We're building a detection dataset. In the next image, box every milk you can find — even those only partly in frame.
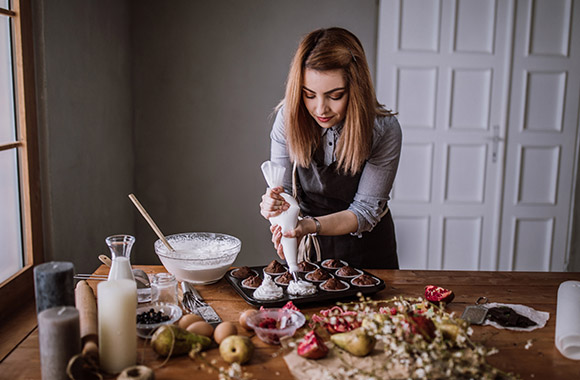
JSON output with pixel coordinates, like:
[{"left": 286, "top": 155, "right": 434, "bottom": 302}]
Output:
[{"left": 108, "top": 256, "right": 135, "bottom": 281}]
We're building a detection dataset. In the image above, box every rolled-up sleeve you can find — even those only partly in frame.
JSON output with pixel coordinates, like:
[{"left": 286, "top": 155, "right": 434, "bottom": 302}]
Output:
[
  {"left": 348, "top": 115, "right": 402, "bottom": 236},
  {"left": 269, "top": 108, "right": 294, "bottom": 194}
]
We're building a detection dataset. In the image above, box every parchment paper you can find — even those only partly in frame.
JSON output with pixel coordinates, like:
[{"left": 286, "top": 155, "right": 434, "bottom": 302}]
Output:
[
  {"left": 482, "top": 302, "right": 549, "bottom": 332},
  {"left": 283, "top": 343, "right": 408, "bottom": 380}
]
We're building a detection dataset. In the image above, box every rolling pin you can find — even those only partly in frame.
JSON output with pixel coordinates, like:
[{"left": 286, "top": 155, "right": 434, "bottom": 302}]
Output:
[{"left": 75, "top": 280, "right": 99, "bottom": 360}]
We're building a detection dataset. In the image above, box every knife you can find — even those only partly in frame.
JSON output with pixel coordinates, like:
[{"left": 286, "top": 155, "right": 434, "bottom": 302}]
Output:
[{"left": 181, "top": 281, "right": 222, "bottom": 327}]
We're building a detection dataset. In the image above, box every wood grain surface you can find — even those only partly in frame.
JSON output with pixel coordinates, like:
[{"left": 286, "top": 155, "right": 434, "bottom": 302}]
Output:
[{"left": 1, "top": 266, "right": 579, "bottom": 379}]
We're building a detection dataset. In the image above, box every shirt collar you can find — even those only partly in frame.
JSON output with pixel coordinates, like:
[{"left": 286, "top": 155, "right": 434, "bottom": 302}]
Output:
[{"left": 320, "top": 121, "right": 344, "bottom": 136}]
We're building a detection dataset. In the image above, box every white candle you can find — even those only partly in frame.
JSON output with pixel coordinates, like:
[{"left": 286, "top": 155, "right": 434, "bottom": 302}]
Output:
[{"left": 97, "top": 279, "right": 137, "bottom": 374}]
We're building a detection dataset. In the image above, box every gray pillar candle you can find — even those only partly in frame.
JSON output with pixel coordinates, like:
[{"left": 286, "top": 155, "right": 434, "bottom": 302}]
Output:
[
  {"left": 38, "top": 306, "right": 81, "bottom": 380},
  {"left": 34, "top": 261, "right": 75, "bottom": 314}
]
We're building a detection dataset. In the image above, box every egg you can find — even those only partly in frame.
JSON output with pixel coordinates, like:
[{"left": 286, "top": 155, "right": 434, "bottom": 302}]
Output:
[
  {"left": 213, "top": 321, "right": 237, "bottom": 344},
  {"left": 239, "top": 309, "right": 257, "bottom": 331},
  {"left": 178, "top": 313, "right": 204, "bottom": 330},
  {"left": 186, "top": 321, "right": 214, "bottom": 338}
]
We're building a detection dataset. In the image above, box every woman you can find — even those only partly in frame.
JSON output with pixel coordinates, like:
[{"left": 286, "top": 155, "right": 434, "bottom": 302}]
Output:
[{"left": 260, "top": 27, "right": 401, "bottom": 269}]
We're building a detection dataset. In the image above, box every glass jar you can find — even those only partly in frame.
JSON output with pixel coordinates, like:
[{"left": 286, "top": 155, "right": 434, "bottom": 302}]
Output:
[{"left": 151, "top": 273, "right": 178, "bottom": 305}]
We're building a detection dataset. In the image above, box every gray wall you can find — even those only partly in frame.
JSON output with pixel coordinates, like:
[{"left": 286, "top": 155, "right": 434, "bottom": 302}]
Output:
[
  {"left": 35, "top": 0, "right": 379, "bottom": 273},
  {"left": 35, "top": 0, "right": 134, "bottom": 274},
  {"left": 131, "top": 0, "right": 379, "bottom": 267}
]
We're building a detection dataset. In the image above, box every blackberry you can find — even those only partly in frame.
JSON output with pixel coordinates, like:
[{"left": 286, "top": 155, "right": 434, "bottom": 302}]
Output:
[{"left": 137, "top": 308, "right": 171, "bottom": 324}]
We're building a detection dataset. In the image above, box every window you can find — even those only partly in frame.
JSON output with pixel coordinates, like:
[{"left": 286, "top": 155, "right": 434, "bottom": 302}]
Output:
[{"left": 0, "top": 0, "right": 43, "bottom": 325}]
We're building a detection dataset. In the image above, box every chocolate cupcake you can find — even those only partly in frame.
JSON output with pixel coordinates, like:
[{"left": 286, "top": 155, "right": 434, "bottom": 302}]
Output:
[
  {"left": 241, "top": 275, "right": 262, "bottom": 289},
  {"left": 297, "top": 261, "right": 317, "bottom": 272},
  {"left": 305, "top": 268, "right": 333, "bottom": 282},
  {"left": 335, "top": 265, "right": 362, "bottom": 278},
  {"left": 263, "top": 260, "right": 286, "bottom": 275},
  {"left": 231, "top": 266, "right": 257, "bottom": 279},
  {"left": 320, "top": 278, "right": 349, "bottom": 292},
  {"left": 274, "top": 271, "right": 293, "bottom": 286},
  {"left": 351, "top": 274, "right": 379, "bottom": 287},
  {"left": 321, "top": 259, "right": 347, "bottom": 269}
]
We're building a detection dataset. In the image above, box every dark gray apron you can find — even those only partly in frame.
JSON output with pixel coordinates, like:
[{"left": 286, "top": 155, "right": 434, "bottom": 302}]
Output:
[{"left": 296, "top": 146, "right": 399, "bottom": 269}]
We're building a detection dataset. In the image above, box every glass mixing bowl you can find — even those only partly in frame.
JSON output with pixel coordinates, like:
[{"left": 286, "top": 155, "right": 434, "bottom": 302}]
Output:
[{"left": 154, "top": 232, "right": 241, "bottom": 284}]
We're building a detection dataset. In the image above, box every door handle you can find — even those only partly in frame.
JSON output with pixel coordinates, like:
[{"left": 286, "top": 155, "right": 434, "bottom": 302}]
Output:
[{"left": 488, "top": 125, "right": 504, "bottom": 163}]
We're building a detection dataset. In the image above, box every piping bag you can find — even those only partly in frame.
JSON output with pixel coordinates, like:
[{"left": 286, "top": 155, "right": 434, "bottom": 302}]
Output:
[{"left": 261, "top": 161, "right": 301, "bottom": 279}]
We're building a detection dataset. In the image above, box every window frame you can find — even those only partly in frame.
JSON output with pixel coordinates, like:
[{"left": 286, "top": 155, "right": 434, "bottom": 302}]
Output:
[{"left": 0, "top": 0, "right": 43, "bottom": 326}]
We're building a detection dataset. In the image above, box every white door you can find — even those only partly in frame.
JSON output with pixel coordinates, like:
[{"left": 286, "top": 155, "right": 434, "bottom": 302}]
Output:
[
  {"left": 376, "top": 0, "right": 580, "bottom": 271},
  {"left": 498, "top": 0, "right": 580, "bottom": 271}
]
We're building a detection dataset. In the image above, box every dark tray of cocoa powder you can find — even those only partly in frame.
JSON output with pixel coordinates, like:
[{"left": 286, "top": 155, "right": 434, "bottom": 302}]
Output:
[{"left": 225, "top": 261, "right": 385, "bottom": 307}]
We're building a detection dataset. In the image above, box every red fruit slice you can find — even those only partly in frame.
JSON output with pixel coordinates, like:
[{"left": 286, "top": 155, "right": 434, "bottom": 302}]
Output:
[
  {"left": 297, "top": 330, "right": 329, "bottom": 359},
  {"left": 258, "top": 317, "right": 277, "bottom": 329},
  {"left": 425, "top": 285, "right": 455, "bottom": 304},
  {"left": 404, "top": 315, "right": 436, "bottom": 342},
  {"left": 282, "top": 301, "right": 300, "bottom": 312}
]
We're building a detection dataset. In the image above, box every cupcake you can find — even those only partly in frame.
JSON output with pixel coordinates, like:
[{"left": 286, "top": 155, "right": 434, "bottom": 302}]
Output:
[
  {"left": 351, "top": 274, "right": 379, "bottom": 287},
  {"left": 297, "top": 261, "right": 317, "bottom": 272},
  {"left": 321, "top": 259, "right": 347, "bottom": 269},
  {"left": 274, "top": 271, "right": 293, "bottom": 286},
  {"left": 231, "top": 266, "right": 257, "bottom": 279},
  {"left": 263, "top": 260, "right": 286, "bottom": 275},
  {"left": 253, "top": 275, "right": 284, "bottom": 301},
  {"left": 320, "top": 278, "right": 349, "bottom": 291},
  {"left": 305, "top": 268, "right": 333, "bottom": 282},
  {"left": 241, "top": 275, "right": 262, "bottom": 289},
  {"left": 335, "top": 265, "right": 362, "bottom": 278}
]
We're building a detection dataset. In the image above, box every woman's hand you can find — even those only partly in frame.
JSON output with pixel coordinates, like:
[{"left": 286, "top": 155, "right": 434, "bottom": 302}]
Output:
[
  {"left": 260, "top": 186, "right": 289, "bottom": 219},
  {"left": 270, "top": 219, "right": 316, "bottom": 259}
]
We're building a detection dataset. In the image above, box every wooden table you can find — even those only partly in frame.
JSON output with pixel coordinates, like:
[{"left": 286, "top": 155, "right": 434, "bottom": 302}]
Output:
[{"left": 1, "top": 266, "right": 580, "bottom": 379}]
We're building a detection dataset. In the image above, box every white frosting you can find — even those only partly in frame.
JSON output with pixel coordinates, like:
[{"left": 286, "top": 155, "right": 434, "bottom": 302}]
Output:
[
  {"left": 287, "top": 280, "right": 317, "bottom": 296},
  {"left": 253, "top": 275, "right": 284, "bottom": 300}
]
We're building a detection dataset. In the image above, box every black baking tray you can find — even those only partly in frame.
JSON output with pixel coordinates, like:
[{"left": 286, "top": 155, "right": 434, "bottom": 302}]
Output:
[{"left": 225, "top": 262, "right": 385, "bottom": 308}]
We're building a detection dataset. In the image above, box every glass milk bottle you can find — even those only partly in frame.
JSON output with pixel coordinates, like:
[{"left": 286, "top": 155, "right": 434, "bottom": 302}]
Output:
[{"left": 106, "top": 234, "right": 135, "bottom": 281}]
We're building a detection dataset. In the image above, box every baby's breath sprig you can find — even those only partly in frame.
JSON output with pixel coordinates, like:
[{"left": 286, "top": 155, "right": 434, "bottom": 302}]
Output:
[
  {"left": 188, "top": 351, "right": 253, "bottom": 380},
  {"left": 303, "top": 296, "right": 520, "bottom": 379}
]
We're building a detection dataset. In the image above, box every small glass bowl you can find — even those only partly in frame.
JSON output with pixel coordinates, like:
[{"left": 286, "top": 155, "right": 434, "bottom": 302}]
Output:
[
  {"left": 136, "top": 303, "right": 182, "bottom": 339},
  {"left": 246, "top": 308, "right": 305, "bottom": 345}
]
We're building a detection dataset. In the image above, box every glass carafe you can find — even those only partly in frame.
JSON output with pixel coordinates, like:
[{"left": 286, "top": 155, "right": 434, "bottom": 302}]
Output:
[{"left": 106, "top": 234, "right": 135, "bottom": 281}]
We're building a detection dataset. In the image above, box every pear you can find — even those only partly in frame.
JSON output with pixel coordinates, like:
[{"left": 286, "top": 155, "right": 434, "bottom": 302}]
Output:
[
  {"left": 151, "top": 325, "right": 212, "bottom": 357},
  {"left": 330, "top": 328, "right": 376, "bottom": 357},
  {"left": 435, "top": 319, "right": 461, "bottom": 341}
]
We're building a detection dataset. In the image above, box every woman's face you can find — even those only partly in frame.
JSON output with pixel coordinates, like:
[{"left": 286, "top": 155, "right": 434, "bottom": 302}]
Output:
[{"left": 302, "top": 68, "right": 348, "bottom": 128}]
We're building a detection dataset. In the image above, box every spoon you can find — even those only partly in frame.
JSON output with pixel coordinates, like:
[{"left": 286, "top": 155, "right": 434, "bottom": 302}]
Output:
[
  {"left": 98, "top": 254, "right": 151, "bottom": 289},
  {"left": 128, "top": 194, "right": 175, "bottom": 252}
]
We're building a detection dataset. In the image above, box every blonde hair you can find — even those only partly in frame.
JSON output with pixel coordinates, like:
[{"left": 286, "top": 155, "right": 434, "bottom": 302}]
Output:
[{"left": 283, "top": 27, "right": 393, "bottom": 175}]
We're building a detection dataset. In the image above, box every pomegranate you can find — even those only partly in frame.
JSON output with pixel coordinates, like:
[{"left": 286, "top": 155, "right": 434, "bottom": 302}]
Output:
[
  {"left": 311, "top": 306, "right": 361, "bottom": 333},
  {"left": 404, "top": 314, "right": 436, "bottom": 342},
  {"left": 282, "top": 301, "right": 300, "bottom": 312},
  {"left": 424, "top": 285, "right": 455, "bottom": 304},
  {"left": 297, "top": 330, "right": 329, "bottom": 359}
]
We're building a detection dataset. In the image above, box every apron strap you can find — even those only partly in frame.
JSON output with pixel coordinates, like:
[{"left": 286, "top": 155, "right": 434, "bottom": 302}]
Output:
[
  {"left": 293, "top": 161, "right": 322, "bottom": 262},
  {"left": 292, "top": 161, "right": 298, "bottom": 199}
]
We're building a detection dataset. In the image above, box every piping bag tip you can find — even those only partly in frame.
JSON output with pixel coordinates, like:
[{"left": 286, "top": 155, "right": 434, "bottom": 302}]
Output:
[{"left": 291, "top": 271, "right": 300, "bottom": 282}]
